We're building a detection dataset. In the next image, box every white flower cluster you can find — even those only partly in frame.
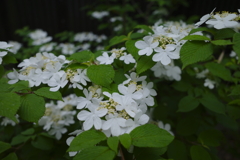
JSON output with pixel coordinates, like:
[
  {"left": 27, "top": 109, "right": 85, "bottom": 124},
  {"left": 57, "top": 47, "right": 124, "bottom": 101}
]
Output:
[
  {"left": 7, "top": 52, "right": 90, "bottom": 91},
  {"left": 96, "top": 47, "right": 136, "bottom": 65},
  {"left": 0, "top": 115, "right": 19, "bottom": 126},
  {"left": 29, "top": 29, "right": 52, "bottom": 45},
  {"left": 91, "top": 11, "right": 109, "bottom": 19},
  {"left": 195, "top": 8, "right": 240, "bottom": 29},
  {"left": 38, "top": 94, "right": 78, "bottom": 140},
  {"left": 135, "top": 22, "right": 194, "bottom": 66},
  {"left": 151, "top": 61, "right": 181, "bottom": 81},
  {"left": 74, "top": 32, "right": 107, "bottom": 43},
  {"left": 194, "top": 68, "right": 216, "bottom": 89},
  {"left": 8, "top": 41, "right": 22, "bottom": 54},
  {"left": 0, "top": 41, "right": 13, "bottom": 64},
  {"left": 57, "top": 43, "right": 81, "bottom": 55},
  {"left": 75, "top": 72, "right": 156, "bottom": 137}
]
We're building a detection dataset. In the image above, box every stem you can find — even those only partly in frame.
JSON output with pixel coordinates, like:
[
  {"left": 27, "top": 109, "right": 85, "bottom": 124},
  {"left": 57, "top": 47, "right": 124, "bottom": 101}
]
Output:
[
  {"left": 119, "top": 144, "right": 125, "bottom": 160},
  {"left": 217, "top": 51, "right": 225, "bottom": 63}
]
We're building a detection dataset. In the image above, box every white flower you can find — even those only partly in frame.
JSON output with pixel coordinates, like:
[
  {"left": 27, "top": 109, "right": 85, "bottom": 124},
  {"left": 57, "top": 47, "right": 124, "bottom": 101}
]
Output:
[
  {"left": 0, "top": 41, "right": 13, "bottom": 64},
  {"left": 97, "top": 52, "right": 116, "bottom": 64},
  {"left": 40, "top": 42, "right": 56, "bottom": 52},
  {"left": 91, "top": 11, "right": 109, "bottom": 19},
  {"left": 48, "top": 71, "right": 68, "bottom": 91},
  {"left": 7, "top": 68, "right": 19, "bottom": 84},
  {"left": 195, "top": 8, "right": 216, "bottom": 27},
  {"left": 135, "top": 36, "right": 159, "bottom": 56},
  {"left": 206, "top": 14, "right": 238, "bottom": 29},
  {"left": 165, "top": 65, "right": 181, "bottom": 81},
  {"left": 29, "top": 29, "right": 52, "bottom": 45},
  {"left": 102, "top": 114, "right": 126, "bottom": 136},
  {"left": 204, "top": 78, "right": 216, "bottom": 89},
  {"left": 125, "top": 111, "right": 149, "bottom": 133},
  {"left": 48, "top": 125, "right": 67, "bottom": 140},
  {"left": 77, "top": 102, "right": 108, "bottom": 130},
  {"left": 158, "top": 121, "right": 174, "bottom": 136},
  {"left": 8, "top": 41, "right": 22, "bottom": 54},
  {"left": 119, "top": 53, "right": 136, "bottom": 64},
  {"left": 77, "top": 89, "right": 94, "bottom": 109},
  {"left": 153, "top": 44, "right": 179, "bottom": 65}
]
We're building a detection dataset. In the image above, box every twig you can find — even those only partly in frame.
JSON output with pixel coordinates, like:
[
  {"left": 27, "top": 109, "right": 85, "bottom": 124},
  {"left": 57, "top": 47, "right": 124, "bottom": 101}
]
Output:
[{"left": 217, "top": 51, "right": 225, "bottom": 63}]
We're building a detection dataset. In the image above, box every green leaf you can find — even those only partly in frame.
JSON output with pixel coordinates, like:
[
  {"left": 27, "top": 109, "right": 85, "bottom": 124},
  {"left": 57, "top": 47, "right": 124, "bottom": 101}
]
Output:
[
  {"left": 130, "top": 124, "right": 174, "bottom": 148},
  {"left": 229, "top": 85, "right": 240, "bottom": 96},
  {"left": 118, "top": 133, "right": 132, "bottom": 149},
  {"left": 73, "top": 146, "right": 116, "bottom": 160},
  {"left": 31, "top": 136, "right": 53, "bottom": 150},
  {"left": 21, "top": 128, "right": 35, "bottom": 135},
  {"left": 68, "top": 129, "right": 107, "bottom": 152},
  {"left": 200, "top": 93, "right": 225, "bottom": 114},
  {"left": 205, "top": 62, "right": 232, "bottom": 81},
  {"left": 176, "top": 116, "right": 200, "bottom": 136},
  {"left": 134, "top": 147, "right": 167, "bottom": 160},
  {"left": 107, "top": 137, "right": 119, "bottom": 154},
  {"left": 180, "top": 41, "right": 213, "bottom": 68},
  {"left": 216, "top": 115, "right": 238, "bottom": 130},
  {"left": 0, "top": 92, "right": 21, "bottom": 121},
  {"left": 108, "top": 35, "right": 128, "bottom": 47},
  {"left": 178, "top": 96, "right": 200, "bottom": 112},
  {"left": 198, "top": 129, "right": 224, "bottom": 147},
  {"left": 233, "top": 33, "right": 240, "bottom": 59},
  {"left": 167, "top": 140, "right": 188, "bottom": 160},
  {"left": 11, "top": 135, "right": 31, "bottom": 145},
  {"left": 0, "top": 65, "right": 4, "bottom": 78},
  {"left": 9, "top": 80, "right": 29, "bottom": 92},
  {"left": 181, "top": 35, "right": 211, "bottom": 41},
  {"left": 114, "top": 69, "right": 127, "bottom": 85},
  {"left": 18, "top": 94, "right": 45, "bottom": 122},
  {"left": 87, "top": 65, "right": 115, "bottom": 88},
  {"left": 0, "top": 78, "right": 11, "bottom": 92},
  {"left": 66, "top": 63, "right": 88, "bottom": 70},
  {"left": 211, "top": 39, "right": 233, "bottom": 45},
  {"left": 34, "top": 87, "right": 62, "bottom": 100},
  {"left": 189, "top": 27, "right": 216, "bottom": 35},
  {"left": 0, "top": 141, "right": 11, "bottom": 154},
  {"left": 190, "top": 145, "right": 212, "bottom": 160},
  {"left": 214, "top": 28, "right": 235, "bottom": 40},
  {"left": 69, "top": 50, "right": 94, "bottom": 63},
  {"left": 2, "top": 55, "right": 18, "bottom": 64},
  {"left": 135, "top": 25, "right": 153, "bottom": 34},
  {"left": 136, "top": 55, "right": 156, "bottom": 74},
  {"left": 125, "top": 40, "right": 140, "bottom": 60},
  {"left": 2, "top": 153, "right": 18, "bottom": 160}
]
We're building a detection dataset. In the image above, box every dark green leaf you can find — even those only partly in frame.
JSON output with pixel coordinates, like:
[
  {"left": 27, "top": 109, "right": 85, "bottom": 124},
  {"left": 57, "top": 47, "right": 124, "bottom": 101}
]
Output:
[
  {"left": 189, "top": 27, "right": 216, "bottom": 35},
  {"left": 0, "top": 141, "right": 11, "bottom": 154},
  {"left": 198, "top": 129, "right": 224, "bottom": 147},
  {"left": 108, "top": 35, "right": 128, "bottom": 47},
  {"left": 130, "top": 124, "right": 174, "bottom": 148},
  {"left": 31, "top": 136, "right": 53, "bottom": 150},
  {"left": 229, "top": 85, "right": 240, "bottom": 96},
  {"left": 34, "top": 87, "right": 62, "bottom": 100},
  {"left": 205, "top": 62, "right": 232, "bottom": 81},
  {"left": 136, "top": 55, "right": 156, "bottom": 74},
  {"left": 190, "top": 145, "right": 211, "bottom": 160},
  {"left": 180, "top": 41, "right": 213, "bottom": 68},
  {"left": 233, "top": 33, "right": 240, "bottom": 59},
  {"left": 176, "top": 116, "right": 200, "bottom": 136},
  {"left": 2, "top": 152, "right": 18, "bottom": 160},
  {"left": 200, "top": 93, "right": 225, "bottom": 114},
  {"left": 2, "top": 55, "right": 17, "bottom": 64},
  {"left": 167, "top": 140, "right": 188, "bottom": 160},
  {"left": 178, "top": 96, "right": 200, "bottom": 112},
  {"left": 87, "top": 65, "right": 115, "bottom": 88},
  {"left": 68, "top": 129, "right": 107, "bottom": 152},
  {"left": 73, "top": 146, "right": 116, "bottom": 160},
  {"left": 18, "top": 94, "right": 45, "bottom": 122},
  {"left": 11, "top": 135, "right": 31, "bottom": 145},
  {"left": 134, "top": 147, "right": 167, "bottom": 160},
  {"left": 21, "top": 128, "right": 35, "bottom": 135}
]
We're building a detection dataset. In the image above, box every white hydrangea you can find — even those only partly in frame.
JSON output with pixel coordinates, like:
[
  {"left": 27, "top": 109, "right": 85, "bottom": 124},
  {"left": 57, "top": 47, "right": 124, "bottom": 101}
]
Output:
[{"left": 29, "top": 29, "right": 52, "bottom": 45}]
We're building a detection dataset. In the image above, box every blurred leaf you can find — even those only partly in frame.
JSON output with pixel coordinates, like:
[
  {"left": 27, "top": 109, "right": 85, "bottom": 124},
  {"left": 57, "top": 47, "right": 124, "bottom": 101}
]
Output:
[
  {"left": 190, "top": 145, "right": 211, "bottom": 160},
  {"left": 69, "top": 50, "right": 94, "bottom": 63},
  {"left": 167, "top": 140, "right": 188, "bottom": 160},
  {"left": 205, "top": 62, "right": 232, "bottom": 81},
  {"left": 136, "top": 55, "right": 156, "bottom": 74},
  {"left": 119, "top": 133, "right": 132, "bottom": 149},
  {"left": 198, "top": 129, "right": 224, "bottom": 147},
  {"left": 34, "top": 87, "right": 62, "bottom": 100},
  {"left": 214, "top": 28, "right": 235, "bottom": 40},
  {"left": 200, "top": 93, "right": 225, "bottom": 114},
  {"left": 178, "top": 95, "right": 200, "bottom": 112},
  {"left": 0, "top": 141, "right": 11, "bottom": 154},
  {"left": 181, "top": 35, "right": 211, "bottom": 41},
  {"left": 211, "top": 40, "right": 233, "bottom": 45},
  {"left": 107, "top": 137, "right": 119, "bottom": 154},
  {"left": 2, "top": 152, "right": 18, "bottom": 160}
]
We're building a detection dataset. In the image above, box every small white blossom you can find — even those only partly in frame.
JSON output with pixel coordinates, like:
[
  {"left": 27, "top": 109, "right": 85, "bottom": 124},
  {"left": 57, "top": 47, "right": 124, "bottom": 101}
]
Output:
[
  {"left": 135, "top": 36, "right": 159, "bottom": 56},
  {"left": 204, "top": 78, "right": 216, "bottom": 89}
]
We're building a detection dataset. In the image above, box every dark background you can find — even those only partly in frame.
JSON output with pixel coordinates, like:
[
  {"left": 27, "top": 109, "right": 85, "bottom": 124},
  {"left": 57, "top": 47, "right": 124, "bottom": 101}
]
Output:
[{"left": 0, "top": 0, "right": 239, "bottom": 41}]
